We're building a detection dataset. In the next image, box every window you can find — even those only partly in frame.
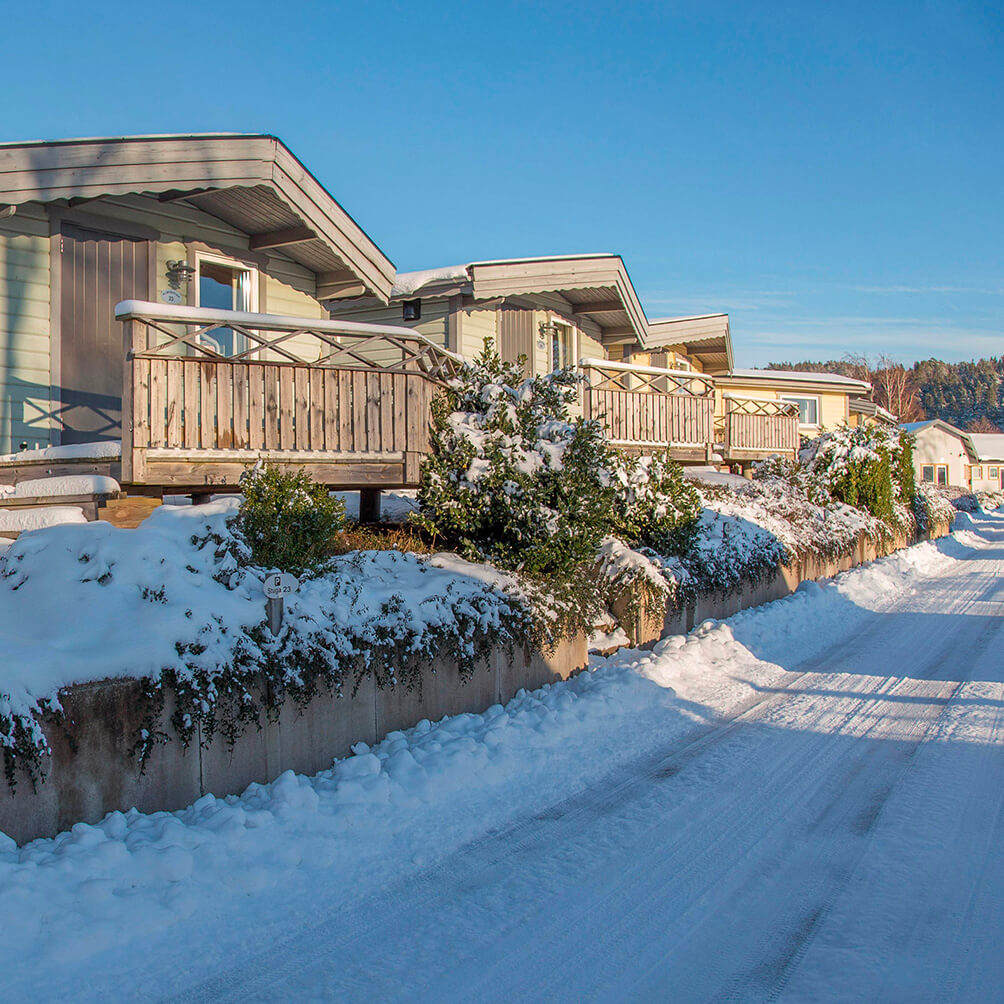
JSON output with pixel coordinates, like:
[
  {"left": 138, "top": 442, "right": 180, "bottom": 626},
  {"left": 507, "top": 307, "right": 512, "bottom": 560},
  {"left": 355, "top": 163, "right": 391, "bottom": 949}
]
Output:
[
  {"left": 973, "top": 466, "right": 983, "bottom": 480},
  {"left": 780, "top": 394, "right": 820, "bottom": 426},
  {"left": 922, "top": 465, "right": 935, "bottom": 482},
  {"left": 990, "top": 467, "right": 999, "bottom": 479},
  {"left": 937, "top": 465, "right": 948, "bottom": 486},
  {"left": 196, "top": 254, "right": 258, "bottom": 356},
  {"left": 549, "top": 321, "right": 576, "bottom": 371}
]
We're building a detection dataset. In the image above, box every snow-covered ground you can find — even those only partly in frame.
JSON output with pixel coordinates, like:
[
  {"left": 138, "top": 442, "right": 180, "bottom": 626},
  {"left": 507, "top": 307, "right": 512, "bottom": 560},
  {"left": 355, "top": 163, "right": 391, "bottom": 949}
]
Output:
[{"left": 3, "top": 511, "right": 1004, "bottom": 1000}]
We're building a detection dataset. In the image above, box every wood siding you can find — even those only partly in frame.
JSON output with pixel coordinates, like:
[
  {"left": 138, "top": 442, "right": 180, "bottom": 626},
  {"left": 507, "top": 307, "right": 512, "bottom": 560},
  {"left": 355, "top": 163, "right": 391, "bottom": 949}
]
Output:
[
  {"left": 59, "top": 223, "right": 150, "bottom": 444},
  {"left": 0, "top": 205, "right": 50, "bottom": 453},
  {"left": 496, "top": 305, "right": 533, "bottom": 372}
]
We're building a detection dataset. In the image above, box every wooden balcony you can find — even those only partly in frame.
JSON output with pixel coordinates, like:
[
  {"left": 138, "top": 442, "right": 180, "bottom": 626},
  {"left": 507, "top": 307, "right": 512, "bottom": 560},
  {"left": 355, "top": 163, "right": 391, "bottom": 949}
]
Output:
[
  {"left": 580, "top": 358, "right": 715, "bottom": 461},
  {"left": 114, "top": 301, "right": 461, "bottom": 493},
  {"left": 721, "top": 396, "right": 799, "bottom": 461}
]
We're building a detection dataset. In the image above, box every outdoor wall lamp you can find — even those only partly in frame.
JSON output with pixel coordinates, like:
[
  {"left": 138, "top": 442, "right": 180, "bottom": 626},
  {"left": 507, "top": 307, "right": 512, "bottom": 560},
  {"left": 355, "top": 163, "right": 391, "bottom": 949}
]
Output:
[{"left": 166, "top": 260, "right": 197, "bottom": 290}]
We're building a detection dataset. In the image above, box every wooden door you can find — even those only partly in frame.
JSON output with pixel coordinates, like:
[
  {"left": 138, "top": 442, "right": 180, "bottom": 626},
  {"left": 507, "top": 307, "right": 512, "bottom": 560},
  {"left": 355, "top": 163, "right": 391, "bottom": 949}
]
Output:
[
  {"left": 497, "top": 304, "right": 534, "bottom": 374},
  {"left": 59, "top": 223, "right": 150, "bottom": 443}
]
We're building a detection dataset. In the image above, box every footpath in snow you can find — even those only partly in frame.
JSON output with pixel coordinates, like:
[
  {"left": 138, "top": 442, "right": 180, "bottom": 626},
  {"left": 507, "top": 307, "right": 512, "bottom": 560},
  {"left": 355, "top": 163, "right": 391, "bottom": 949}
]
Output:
[{"left": 2, "top": 511, "right": 1004, "bottom": 1001}]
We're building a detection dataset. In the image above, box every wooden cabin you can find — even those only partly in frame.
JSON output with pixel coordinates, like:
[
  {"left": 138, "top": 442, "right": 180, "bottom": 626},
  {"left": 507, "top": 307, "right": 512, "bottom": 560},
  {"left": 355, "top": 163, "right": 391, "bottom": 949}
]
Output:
[{"left": 0, "top": 134, "right": 459, "bottom": 499}]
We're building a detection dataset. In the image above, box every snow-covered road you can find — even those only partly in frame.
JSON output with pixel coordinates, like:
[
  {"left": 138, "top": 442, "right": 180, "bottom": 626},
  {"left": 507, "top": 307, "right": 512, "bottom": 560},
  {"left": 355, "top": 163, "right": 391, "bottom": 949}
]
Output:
[{"left": 5, "top": 511, "right": 1004, "bottom": 1001}]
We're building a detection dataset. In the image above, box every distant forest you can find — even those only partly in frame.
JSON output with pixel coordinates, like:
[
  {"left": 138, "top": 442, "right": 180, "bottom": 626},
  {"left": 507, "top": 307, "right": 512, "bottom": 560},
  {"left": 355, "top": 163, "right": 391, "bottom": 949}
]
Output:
[{"left": 767, "top": 355, "right": 1004, "bottom": 432}]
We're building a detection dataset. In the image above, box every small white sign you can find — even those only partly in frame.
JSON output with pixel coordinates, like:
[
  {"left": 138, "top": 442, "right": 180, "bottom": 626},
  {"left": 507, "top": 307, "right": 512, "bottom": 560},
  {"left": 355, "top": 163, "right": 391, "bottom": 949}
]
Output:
[
  {"left": 160, "top": 288, "right": 183, "bottom": 304},
  {"left": 263, "top": 572, "right": 299, "bottom": 599}
]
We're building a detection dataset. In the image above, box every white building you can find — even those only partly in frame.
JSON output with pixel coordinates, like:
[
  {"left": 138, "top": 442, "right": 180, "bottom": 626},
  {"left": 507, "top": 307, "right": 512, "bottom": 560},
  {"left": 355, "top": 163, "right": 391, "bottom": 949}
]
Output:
[{"left": 902, "top": 419, "right": 1004, "bottom": 490}]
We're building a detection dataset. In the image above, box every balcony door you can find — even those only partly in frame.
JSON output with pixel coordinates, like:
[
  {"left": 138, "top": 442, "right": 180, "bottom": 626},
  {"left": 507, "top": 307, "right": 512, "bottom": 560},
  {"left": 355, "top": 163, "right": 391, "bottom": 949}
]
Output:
[{"left": 59, "top": 223, "right": 151, "bottom": 443}]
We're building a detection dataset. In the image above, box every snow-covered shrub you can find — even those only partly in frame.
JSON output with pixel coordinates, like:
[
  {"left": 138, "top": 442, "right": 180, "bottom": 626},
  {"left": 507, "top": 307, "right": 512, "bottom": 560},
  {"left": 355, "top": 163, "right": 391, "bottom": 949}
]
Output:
[
  {"left": 914, "top": 483, "right": 958, "bottom": 530},
  {"left": 415, "top": 340, "right": 612, "bottom": 577},
  {"left": 608, "top": 450, "right": 702, "bottom": 557},
  {"left": 236, "top": 464, "right": 345, "bottom": 576},
  {"left": 798, "top": 425, "right": 913, "bottom": 524}
]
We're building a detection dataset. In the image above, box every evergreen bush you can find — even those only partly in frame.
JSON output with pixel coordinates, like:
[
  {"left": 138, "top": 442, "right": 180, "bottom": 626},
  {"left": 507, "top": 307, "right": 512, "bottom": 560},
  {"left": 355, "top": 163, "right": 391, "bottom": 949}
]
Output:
[
  {"left": 235, "top": 463, "right": 346, "bottom": 576},
  {"left": 608, "top": 450, "right": 702, "bottom": 556},
  {"left": 415, "top": 340, "right": 613, "bottom": 576}
]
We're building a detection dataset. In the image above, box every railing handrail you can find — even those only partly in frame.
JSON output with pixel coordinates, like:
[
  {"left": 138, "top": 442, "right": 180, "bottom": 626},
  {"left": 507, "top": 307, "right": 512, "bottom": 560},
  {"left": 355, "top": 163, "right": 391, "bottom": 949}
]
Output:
[
  {"left": 115, "top": 299, "right": 464, "bottom": 385},
  {"left": 724, "top": 395, "right": 799, "bottom": 417},
  {"left": 116, "top": 299, "right": 438, "bottom": 343},
  {"left": 579, "top": 356, "right": 713, "bottom": 384}
]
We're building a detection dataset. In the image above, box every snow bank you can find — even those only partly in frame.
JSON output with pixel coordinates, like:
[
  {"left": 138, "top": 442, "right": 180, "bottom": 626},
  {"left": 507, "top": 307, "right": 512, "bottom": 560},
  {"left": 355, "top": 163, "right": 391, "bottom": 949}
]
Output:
[{"left": 0, "top": 514, "right": 971, "bottom": 996}]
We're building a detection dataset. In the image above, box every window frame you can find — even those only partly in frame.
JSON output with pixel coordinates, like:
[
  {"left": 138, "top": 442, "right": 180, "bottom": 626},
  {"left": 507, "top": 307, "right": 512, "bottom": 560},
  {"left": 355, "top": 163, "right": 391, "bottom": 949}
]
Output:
[
  {"left": 779, "top": 393, "right": 821, "bottom": 428},
  {"left": 921, "top": 465, "right": 935, "bottom": 483},
  {"left": 193, "top": 251, "right": 259, "bottom": 357},
  {"left": 548, "top": 317, "right": 577, "bottom": 372}
]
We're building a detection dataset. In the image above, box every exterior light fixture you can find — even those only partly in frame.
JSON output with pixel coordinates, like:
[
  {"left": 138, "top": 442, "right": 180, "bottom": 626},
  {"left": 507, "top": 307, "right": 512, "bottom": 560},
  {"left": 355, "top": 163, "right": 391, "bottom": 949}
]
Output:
[
  {"left": 402, "top": 299, "right": 422, "bottom": 321},
  {"left": 166, "top": 260, "right": 197, "bottom": 290}
]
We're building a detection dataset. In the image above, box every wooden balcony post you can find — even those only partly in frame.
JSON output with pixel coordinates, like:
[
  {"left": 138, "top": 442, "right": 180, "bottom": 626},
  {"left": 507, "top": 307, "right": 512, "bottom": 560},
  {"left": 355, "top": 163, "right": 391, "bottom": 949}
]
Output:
[{"left": 120, "top": 317, "right": 144, "bottom": 485}]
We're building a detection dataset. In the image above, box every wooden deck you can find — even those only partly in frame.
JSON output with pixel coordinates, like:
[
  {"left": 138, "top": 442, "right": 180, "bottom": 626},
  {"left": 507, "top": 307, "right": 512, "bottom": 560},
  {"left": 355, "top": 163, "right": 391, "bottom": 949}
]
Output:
[
  {"left": 580, "top": 359, "right": 715, "bottom": 461},
  {"left": 117, "top": 301, "right": 460, "bottom": 492}
]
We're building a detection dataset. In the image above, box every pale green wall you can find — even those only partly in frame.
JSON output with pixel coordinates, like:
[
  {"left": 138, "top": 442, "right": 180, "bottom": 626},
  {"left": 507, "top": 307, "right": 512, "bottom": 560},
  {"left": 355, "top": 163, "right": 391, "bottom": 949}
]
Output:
[{"left": 0, "top": 204, "right": 51, "bottom": 452}]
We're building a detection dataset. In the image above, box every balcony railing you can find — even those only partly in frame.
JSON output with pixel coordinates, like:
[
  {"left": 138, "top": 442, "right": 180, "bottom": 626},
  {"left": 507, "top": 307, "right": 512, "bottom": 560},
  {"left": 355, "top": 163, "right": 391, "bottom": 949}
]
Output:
[
  {"left": 722, "top": 395, "right": 799, "bottom": 459},
  {"left": 579, "top": 358, "right": 715, "bottom": 456},
  {"left": 115, "top": 300, "right": 462, "bottom": 490}
]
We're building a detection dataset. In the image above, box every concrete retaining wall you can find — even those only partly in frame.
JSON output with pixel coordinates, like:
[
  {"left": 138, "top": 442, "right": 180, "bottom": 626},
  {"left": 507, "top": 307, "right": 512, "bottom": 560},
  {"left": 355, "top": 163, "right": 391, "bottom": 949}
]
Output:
[
  {"left": 1, "top": 635, "right": 587, "bottom": 845},
  {"left": 618, "top": 519, "right": 954, "bottom": 647}
]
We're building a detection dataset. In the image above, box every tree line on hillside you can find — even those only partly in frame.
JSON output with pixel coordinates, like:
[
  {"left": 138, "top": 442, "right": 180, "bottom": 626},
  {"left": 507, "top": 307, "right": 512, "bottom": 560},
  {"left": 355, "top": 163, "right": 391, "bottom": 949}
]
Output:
[{"left": 767, "top": 355, "right": 1004, "bottom": 432}]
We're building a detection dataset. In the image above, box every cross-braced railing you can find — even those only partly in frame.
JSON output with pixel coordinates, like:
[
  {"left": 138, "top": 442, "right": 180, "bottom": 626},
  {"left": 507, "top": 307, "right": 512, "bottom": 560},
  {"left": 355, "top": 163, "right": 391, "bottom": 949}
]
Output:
[
  {"left": 722, "top": 395, "right": 799, "bottom": 457},
  {"left": 115, "top": 300, "right": 461, "bottom": 489},
  {"left": 579, "top": 358, "right": 715, "bottom": 453}
]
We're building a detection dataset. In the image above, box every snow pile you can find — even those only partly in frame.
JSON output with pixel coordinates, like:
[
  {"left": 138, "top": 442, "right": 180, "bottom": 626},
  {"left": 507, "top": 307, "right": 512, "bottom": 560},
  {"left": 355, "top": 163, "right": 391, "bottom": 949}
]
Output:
[
  {"left": 12, "top": 475, "right": 121, "bottom": 498},
  {"left": 0, "top": 500, "right": 532, "bottom": 779},
  {"left": 0, "top": 506, "right": 88, "bottom": 532},
  {"left": 0, "top": 520, "right": 967, "bottom": 997}
]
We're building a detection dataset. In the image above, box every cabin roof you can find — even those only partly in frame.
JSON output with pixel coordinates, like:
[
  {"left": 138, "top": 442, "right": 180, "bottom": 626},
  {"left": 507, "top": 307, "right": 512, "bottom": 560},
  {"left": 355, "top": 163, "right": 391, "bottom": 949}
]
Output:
[
  {"left": 0, "top": 133, "right": 396, "bottom": 301},
  {"left": 646, "top": 314, "right": 733, "bottom": 373},
  {"left": 719, "top": 368, "right": 872, "bottom": 392}
]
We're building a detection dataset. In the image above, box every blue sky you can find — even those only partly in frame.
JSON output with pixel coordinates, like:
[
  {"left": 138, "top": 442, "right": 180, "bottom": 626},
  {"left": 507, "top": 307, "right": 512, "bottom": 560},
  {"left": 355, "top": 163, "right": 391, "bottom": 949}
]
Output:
[{"left": 4, "top": 1, "right": 1001, "bottom": 367}]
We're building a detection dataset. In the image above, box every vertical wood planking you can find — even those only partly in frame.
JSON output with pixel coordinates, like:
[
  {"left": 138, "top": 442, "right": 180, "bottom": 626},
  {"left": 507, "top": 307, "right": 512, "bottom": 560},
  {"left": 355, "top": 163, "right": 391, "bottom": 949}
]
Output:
[
  {"left": 184, "top": 360, "right": 199, "bottom": 449},
  {"left": 249, "top": 365, "right": 265, "bottom": 450},
  {"left": 133, "top": 357, "right": 151, "bottom": 448},
  {"left": 148, "top": 359, "right": 167, "bottom": 447},
  {"left": 233, "top": 364, "right": 249, "bottom": 449},
  {"left": 323, "top": 370, "right": 339, "bottom": 451},
  {"left": 294, "top": 367, "right": 310, "bottom": 450},
  {"left": 392, "top": 373, "right": 407, "bottom": 451},
  {"left": 310, "top": 369, "right": 325, "bottom": 450},
  {"left": 166, "top": 359, "right": 182, "bottom": 447},
  {"left": 379, "top": 373, "right": 394, "bottom": 452},
  {"left": 217, "top": 362, "right": 233, "bottom": 449},
  {"left": 339, "top": 371, "right": 353, "bottom": 452},
  {"left": 279, "top": 367, "right": 295, "bottom": 450},
  {"left": 366, "top": 371, "right": 380, "bottom": 454},
  {"left": 352, "top": 371, "right": 367, "bottom": 452},
  {"left": 264, "top": 365, "right": 280, "bottom": 450},
  {"left": 200, "top": 362, "right": 217, "bottom": 449}
]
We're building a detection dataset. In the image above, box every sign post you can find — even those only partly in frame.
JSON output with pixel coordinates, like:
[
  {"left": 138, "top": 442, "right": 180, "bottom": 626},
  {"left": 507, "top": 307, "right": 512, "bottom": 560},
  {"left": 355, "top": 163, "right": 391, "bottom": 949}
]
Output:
[{"left": 263, "top": 572, "right": 299, "bottom": 635}]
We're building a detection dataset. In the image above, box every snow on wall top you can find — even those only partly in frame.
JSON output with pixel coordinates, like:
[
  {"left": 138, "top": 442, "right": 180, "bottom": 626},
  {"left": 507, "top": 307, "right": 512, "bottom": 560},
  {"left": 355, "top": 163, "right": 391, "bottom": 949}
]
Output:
[
  {"left": 0, "top": 442, "right": 121, "bottom": 465},
  {"left": 391, "top": 265, "right": 471, "bottom": 297}
]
